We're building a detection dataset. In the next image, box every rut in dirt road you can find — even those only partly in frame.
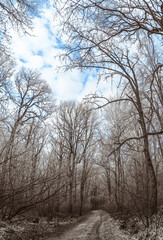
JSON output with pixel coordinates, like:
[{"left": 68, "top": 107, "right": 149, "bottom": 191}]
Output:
[
  {"left": 88, "top": 217, "right": 102, "bottom": 240},
  {"left": 54, "top": 210, "right": 103, "bottom": 240}
]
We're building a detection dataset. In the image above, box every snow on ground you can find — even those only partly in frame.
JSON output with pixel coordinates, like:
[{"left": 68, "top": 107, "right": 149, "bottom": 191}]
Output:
[
  {"left": 0, "top": 210, "right": 162, "bottom": 240},
  {"left": 99, "top": 212, "right": 163, "bottom": 240},
  {"left": 99, "top": 213, "right": 130, "bottom": 240}
]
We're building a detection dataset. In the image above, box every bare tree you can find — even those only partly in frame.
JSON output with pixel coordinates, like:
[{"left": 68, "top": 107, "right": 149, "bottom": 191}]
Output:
[
  {"left": 0, "top": 68, "right": 54, "bottom": 218},
  {"left": 78, "top": 105, "right": 98, "bottom": 215},
  {"left": 4, "top": 68, "right": 54, "bottom": 164},
  {"left": 0, "top": 0, "right": 43, "bottom": 46},
  {"left": 0, "top": 50, "right": 14, "bottom": 120},
  {"left": 50, "top": 101, "right": 98, "bottom": 216},
  {"left": 54, "top": 0, "right": 163, "bottom": 215}
]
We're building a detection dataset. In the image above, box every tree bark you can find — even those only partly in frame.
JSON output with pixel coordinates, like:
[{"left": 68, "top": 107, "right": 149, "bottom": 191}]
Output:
[{"left": 136, "top": 94, "right": 157, "bottom": 214}]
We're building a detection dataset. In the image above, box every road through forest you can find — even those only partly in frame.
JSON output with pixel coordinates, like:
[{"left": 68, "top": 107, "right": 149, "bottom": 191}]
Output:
[{"left": 53, "top": 210, "right": 128, "bottom": 240}]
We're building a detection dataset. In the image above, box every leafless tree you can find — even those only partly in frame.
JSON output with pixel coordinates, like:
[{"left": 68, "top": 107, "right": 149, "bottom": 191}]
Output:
[
  {"left": 0, "top": 0, "right": 43, "bottom": 46},
  {"left": 54, "top": 0, "right": 163, "bottom": 215},
  {"left": 50, "top": 101, "right": 99, "bottom": 216},
  {"left": 0, "top": 68, "right": 54, "bottom": 219},
  {"left": 0, "top": 50, "right": 14, "bottom": 121}
]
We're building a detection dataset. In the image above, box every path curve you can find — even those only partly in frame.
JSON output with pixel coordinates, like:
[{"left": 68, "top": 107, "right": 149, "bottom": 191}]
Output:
[{"left": 54, "top": 210, "right": 103, "bottom": 240}]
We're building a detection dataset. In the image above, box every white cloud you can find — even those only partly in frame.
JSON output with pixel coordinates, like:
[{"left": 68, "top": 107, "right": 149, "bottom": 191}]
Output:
[
  {"left": 55, "top": 72, "right": 83, "bottom": 100},
  {"left": 9, "top": 4, "right": 115, "bottom": 102}
]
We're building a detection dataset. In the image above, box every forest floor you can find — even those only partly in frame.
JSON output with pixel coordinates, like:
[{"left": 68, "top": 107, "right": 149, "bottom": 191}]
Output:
[
  {"left": 49, "top": 210, "right": 163, "bottom": 240},
  {"left": 0, "top": 210, "right": 162, "bottom": 240}
]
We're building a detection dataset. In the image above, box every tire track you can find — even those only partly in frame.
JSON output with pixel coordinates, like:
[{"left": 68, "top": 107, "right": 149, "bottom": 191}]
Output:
[{"left": 88, "top": 217, "right": 102, "bottom": 240}]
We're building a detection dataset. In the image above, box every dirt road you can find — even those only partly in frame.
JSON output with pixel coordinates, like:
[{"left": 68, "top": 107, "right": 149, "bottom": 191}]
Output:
[
  {"left": 54, "top": 210, "right": 103, "bottom": 240},
  {"left": 53, "top": 210, "right": 130, "bottom": 240}
]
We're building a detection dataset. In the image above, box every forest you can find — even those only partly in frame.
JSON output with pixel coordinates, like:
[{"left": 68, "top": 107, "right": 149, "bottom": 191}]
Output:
[{"left": 0, "top": 0, "right": 163, "bottom": 239}]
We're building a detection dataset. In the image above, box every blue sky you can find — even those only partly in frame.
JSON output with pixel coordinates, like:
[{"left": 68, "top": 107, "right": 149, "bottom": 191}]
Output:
[{"left": 10, "top": 3, "right": 114, "bottom": 102}]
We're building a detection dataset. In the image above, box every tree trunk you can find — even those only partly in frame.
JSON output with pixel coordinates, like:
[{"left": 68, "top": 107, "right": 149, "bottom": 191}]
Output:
[
  {"left": 137, "top": 95, "right": 157, "bottom": 214},
  {"left": 79, "top": 180, "right": 85, "bottom": 216},
  {"left": 69, "top": 180, "right": 73, "bottom": 216}
]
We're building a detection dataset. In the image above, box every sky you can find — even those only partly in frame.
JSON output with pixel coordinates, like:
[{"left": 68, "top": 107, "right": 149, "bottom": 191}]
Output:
[{"left": 10, "top": 3, "right": 114, "bottom": 102}]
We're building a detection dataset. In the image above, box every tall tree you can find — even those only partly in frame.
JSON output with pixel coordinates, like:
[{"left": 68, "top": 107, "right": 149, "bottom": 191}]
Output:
[
  {"left": 51, "top": 101, "right": 98, "bottom": 216},
  {"left": 0, "top": 68, "right": 54, "bottom": 216},
  {"left": 54, "top": 0, "right": 163, "bottom": 215}
]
